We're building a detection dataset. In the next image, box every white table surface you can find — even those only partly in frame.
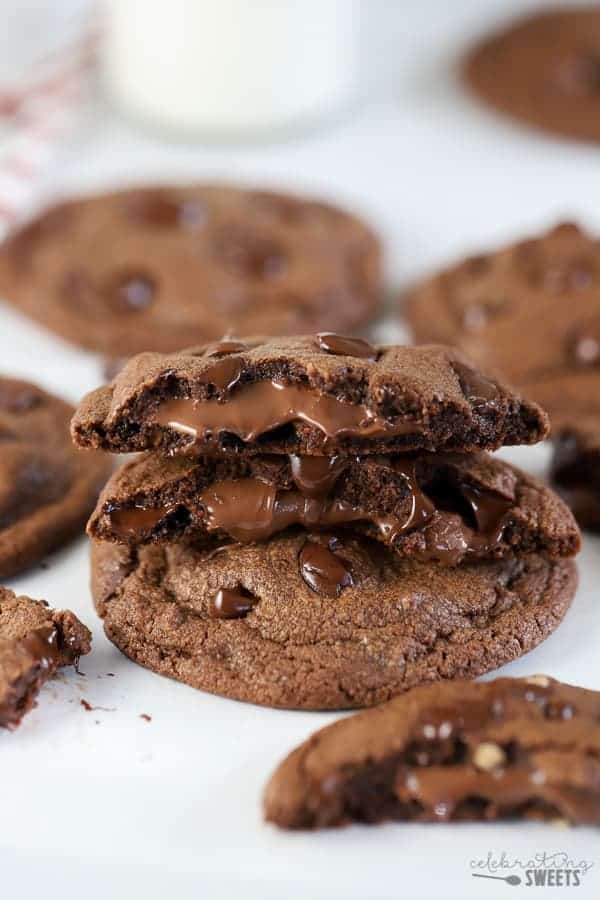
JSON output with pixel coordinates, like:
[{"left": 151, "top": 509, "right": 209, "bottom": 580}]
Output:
[{"left": 1, "top": 2, "right": 600, "bottom": 897}]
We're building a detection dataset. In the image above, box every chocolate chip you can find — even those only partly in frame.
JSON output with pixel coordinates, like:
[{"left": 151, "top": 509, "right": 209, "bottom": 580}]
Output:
[
  {"left": 198, "top": 356, "right": 243, "bottom": 391},
  {"left": 209, "top": 586, "right": 257, "bottom": 619},
  {"left": 298, "top": 536, "right": 353, "bottom": 597},
  {"left": 453, "top": 362, "right": 498, "bottom": 403},
  {"left": 126, "top": 190, "right": 205, "bottom": 229},
  {"left": 104, "top": 270, "right": 157, "bottom": 313},
  {"left": 317, "top": 333, "right": 377, "bottom": 360}
]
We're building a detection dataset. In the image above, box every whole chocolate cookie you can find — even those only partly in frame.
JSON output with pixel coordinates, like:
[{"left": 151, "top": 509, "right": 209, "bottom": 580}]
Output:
[
  {"left": 0, "top": 376, "right": 111, "bottom": 577},
  {"left": 0, "top": 587, "right": 91, "bottom": 729},
  {"left": 72, "top": 337, "right": 548, "bottom": 457},
  {"left": 0, "top": 186, "right": 381, "bottom": 356},
  {"left": 551, "top": 417, "right": 600, "bottom": 530},
  {"left": 91, "top": 533, "right": 576, "bottom": 710},
  {"left": 264, "top": 675, "right": 600, "bottom": 829},
  {"left": 464, "top": 7, "right": 600, "bottom": 143},
  {"left": 406, "top": 222, "right": 600, "bottom": 424},
  {"left": 88, "top": 450, "right": 579, "bottom": 566}
]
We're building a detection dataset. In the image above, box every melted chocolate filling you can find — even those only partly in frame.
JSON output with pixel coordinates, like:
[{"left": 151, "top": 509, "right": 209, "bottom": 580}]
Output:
[
  {"left": 155, "top": 380, "right": 417, "bottom": 446},
  {"left": 0, "top": 626, "right": 62, "bottom": 729},
  {"left": 106, "top": 457, "right": 513, "bottom": 565}
]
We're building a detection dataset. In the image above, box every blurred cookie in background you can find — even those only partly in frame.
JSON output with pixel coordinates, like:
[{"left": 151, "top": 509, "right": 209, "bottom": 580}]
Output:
[
  {"left": 405, "top": 221, "right": 600, "bottom": 427},
  {"left": 0, "top": 184, "right": 382, "bottom": 358},
  {"left": 463, "top": 6, "right": 600, "bottom": 143},
  {"left": 0, "top": 376, "right": 111, "bottom": 578},
  {"left": 551, "top": 418, "right": 600, "bottom": 531}
]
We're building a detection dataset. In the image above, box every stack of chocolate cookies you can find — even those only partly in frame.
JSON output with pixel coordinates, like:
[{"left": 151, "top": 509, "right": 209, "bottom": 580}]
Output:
[{"left": 73, "top": 335, "right": 580, "bottom": 710}]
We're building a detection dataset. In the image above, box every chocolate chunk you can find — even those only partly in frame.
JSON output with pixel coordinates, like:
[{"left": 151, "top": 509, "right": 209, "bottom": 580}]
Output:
[
  {"left": 126, "top": 190, "right": 206, "bottom": 229},
  {"left": 72, "top": 338, "right": 548, "bottom": 456},
  {"left": 264, "top": 676, "right": 600, "bottom": 828},
  {"left": 209, "top": 586, "right": 258, "bottom": 619},
  {"left": 0, "top": 587, "right": 91, "bottom": 729},
  {"left": 91, "top": 538, "right": 576, "bottom": 710},
  {"left": 0, "top": 185, "right": 381, "bottom": 356},
  {"left": 317, "top": 333, "right": 377, "bottom": 359},
  {"left": 298, "top": 536, "right": 354, "bottom": 597}
]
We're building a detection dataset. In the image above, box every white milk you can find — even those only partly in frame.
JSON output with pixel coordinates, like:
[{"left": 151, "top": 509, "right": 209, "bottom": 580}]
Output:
[{"left": 102, "top": 0, "right": 362, "bottom": 137}]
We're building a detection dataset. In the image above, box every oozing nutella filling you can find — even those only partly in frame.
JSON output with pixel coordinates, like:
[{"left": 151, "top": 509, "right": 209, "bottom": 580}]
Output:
[
  {"left": 155, "top": 379, "right": 417, "bottom": 445},
  {"left": 105, "top": 456, "right": 513, "bottom": 562}
]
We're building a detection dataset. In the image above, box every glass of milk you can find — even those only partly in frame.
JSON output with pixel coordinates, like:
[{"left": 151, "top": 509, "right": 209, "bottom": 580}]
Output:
[{"left": 102, "top": 0, "right": 363, "bottom": 138}]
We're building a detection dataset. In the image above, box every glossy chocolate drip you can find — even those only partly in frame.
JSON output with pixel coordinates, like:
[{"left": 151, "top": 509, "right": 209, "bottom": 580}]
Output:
[
  {"left": 196, "top": 464, "right": 432, "bottom": 544},
  {"left": 155, "top": 380, "right": 415, "bottom": 445},
  {"left": 209, "top": 586, "right": 257, "bottom": 619},
  {"left": 317, "top": 333, "right": 377, "bottom": 359},
  {"left": 421, "top": 485, "right": 512, "bottom": 565},
  {"left": 387, "top": 460, "right": 436, "bottom": 538},
  {"left": 299, "top": 537, "right": 354, "bottom": 597},
  {"left": 453, "top": 362, "right": 499, "bottom": 404},
  {"left": 197, "top": 357, "right": 244, "bottom": 391},
  {"left": 108, "top": 504, "right": 170, "bottom": 539},
  {"left": 461, "top": 484, "right": 513, "bottom": 533},
  {"left": 289, "top": 455, "right": 349, "bottom": 497},
  {"left": 17, "top": 626, "right": 61, "bottom": 669}
]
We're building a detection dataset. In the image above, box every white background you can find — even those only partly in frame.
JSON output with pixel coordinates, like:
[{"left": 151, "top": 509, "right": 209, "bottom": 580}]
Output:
[{"left": 1, "top": 2, "right": 599, "bottom": 898}]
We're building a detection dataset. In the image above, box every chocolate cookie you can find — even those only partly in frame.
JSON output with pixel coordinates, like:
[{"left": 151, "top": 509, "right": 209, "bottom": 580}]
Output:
[
  {"left": 264, "top": 675, "right": 600, "bottom": 829},
  {"left": 406, "top": 222, "right": 600, "bottom": 424},
  {"left": 0, "top": 377, "right": 111, "bottom": 577},
  {"left": 464, "top": 7, "right": 600, "bottom": 143},
  {"left": 91, "top": 533, "right": 576, "bottom": 710},
  {"left": 72, "top": 337, "right": 548, "bottom": 457},
  {"left": 0, "top": 587, "right": 91, "bottom": 729},
  {"left": 0, "top": 185, "right": 381, "bottom": 356},
  {"left": 88, "top": 450, "right": 579, "bottom": 566},
  {"left": 551, "top": 418, "right": 600, "bottom": 530}
]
